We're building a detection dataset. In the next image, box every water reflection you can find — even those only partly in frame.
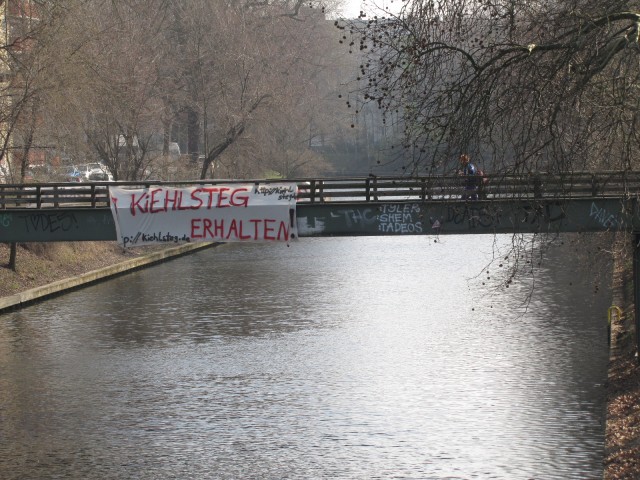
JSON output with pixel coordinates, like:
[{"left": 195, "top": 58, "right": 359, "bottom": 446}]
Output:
[{"left": 0, "top": 235, "right": 610, "bottom": 479}]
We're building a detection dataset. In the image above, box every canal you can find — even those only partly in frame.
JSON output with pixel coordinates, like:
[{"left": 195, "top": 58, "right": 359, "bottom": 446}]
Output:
[{"left": 0, "top": 235, "right": 611, "bottom": 479}]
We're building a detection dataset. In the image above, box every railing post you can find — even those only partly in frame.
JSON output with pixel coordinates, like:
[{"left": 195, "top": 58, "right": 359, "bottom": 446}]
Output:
[
  {"left": 309, "top": 180, "right": 316, "bottom": 204},
  {"left": 533, "top": 174, "right": 543, "bottom": 198},
  {"left": 591, "top": 174, "right": 598, "bottom": 196}
]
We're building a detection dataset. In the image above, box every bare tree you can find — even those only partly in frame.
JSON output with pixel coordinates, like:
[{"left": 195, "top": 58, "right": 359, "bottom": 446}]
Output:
[
  {"left": 48, "top": 0, "right": 171, "bottom": 180},
  {"left": 0, "top": 1, "right": 70, "bottom": 270},
  {"left": 0, "top": 0, "right": 59, "bottom": 183},
  {"left": 39, "top": 0, "right": 346, "bottom": 181},
  {"left": 2, "top": 0, "right": 364, "bottom": 185},
  {"left": 167, "top": 1, "right": 347, "bottom": 179},
  {"left": 334, "top": 0, "right": 634, "bottom": 289},
  {"left": 345, "top": 0, "right": 640, "bottom": 175}
]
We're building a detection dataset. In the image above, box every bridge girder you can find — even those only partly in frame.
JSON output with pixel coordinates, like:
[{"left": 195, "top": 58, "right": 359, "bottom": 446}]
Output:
[{"left": 0, "top": 197, "right": 634, "bottom": 243}]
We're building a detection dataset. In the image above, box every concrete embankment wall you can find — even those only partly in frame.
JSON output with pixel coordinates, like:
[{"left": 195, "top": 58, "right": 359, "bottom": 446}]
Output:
[{"left": 0, "top": 242, "right": 219, "bottom": 313}]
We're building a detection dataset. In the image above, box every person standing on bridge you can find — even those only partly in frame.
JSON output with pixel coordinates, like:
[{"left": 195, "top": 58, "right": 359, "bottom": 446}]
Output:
[{"left": 458, "top": 154, "right": 479, "bottom": 200}]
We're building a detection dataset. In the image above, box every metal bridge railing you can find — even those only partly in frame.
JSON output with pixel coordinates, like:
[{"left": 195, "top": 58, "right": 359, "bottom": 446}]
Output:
[{"left": 1, "top": 172, "right": 640, "bottom": 209}]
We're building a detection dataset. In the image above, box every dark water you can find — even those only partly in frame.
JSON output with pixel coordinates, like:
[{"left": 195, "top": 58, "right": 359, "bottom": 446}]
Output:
[{"left": 0, "top": 235, "right": 611, "bottom": 479}]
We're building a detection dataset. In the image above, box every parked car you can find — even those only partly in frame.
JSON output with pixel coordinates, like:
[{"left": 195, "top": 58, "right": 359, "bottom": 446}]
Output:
[
  {"left": 88, "top": 170, "right": 114, "bottom": 182},
  {"left": 77, "top": 163, "right": 114, "bottom": 182},
  {"left": 76, "top": 163, "right": 100, "bottom": 180},
  {"left": 55, "top": 165, "right": 83, "bottom": 182}
]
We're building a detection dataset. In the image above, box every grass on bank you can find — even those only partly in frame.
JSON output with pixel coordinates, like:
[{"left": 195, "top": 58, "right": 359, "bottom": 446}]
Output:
[{"left": 0, "top": 241, "right": 151, "bottom": 298}]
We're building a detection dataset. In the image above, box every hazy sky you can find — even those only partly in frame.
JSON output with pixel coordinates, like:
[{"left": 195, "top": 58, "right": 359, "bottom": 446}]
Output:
[{"left": 339, "top": 0, "right": 404, "bottom": 19}]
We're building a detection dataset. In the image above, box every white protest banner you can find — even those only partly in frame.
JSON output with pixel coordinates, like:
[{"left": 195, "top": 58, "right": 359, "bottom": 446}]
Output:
[{"left": 109, "top": 183, "right": 298, "bottom": 248}]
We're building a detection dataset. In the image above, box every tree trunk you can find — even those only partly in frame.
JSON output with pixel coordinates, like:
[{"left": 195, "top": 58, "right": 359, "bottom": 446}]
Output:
[
  {"left": 8, "top": 242, "right": 17, "bottom": 271},
  {"left": 187, "top": 108, "right": 199, "bottom": 163}
]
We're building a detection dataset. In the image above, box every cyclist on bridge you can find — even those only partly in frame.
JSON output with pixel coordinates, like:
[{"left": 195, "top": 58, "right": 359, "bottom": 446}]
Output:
[{"left": 458, "top": 153, "right": 479, "bottom": 200}]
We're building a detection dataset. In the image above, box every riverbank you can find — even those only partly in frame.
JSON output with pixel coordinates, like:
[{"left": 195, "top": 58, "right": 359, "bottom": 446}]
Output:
[
  {"left": 1, "top": 240, "right": 639, "bottom": 477},
  {"left": 603, "top": 235, "right": 640, "bottom": 479}
]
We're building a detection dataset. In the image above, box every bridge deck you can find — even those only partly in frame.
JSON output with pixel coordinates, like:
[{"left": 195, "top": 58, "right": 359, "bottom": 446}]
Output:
[{"left": 1, "top": 171, "right": 639, "bottom": 209}]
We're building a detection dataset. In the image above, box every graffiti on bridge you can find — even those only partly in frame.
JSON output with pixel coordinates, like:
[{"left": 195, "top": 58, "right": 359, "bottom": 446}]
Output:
[
  {"left": 446, "top": 203, "right": 566, "bottom": 230},
  {"left": 17, "top": 212, "right": 80, "bottom": 233},
  {"left": 0, "top": 213, "right": 11, "bottom": 228},
  {"left": 328, "top": 202, "right": 570, "bottom": 234},
  {"left": 590, "top": 202, "right": 620, "bottom": 229},
  {"left": 333, "top": 204, "right": 424, "bottom": 233}
]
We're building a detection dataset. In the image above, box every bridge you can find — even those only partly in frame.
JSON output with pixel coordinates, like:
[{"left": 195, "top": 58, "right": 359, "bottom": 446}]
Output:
[
  {"left": 0, "top": 171, "right": 638, "bottom": 241},
  {"left": 2, "top": 171, "right": 640, "bottom": 359}
]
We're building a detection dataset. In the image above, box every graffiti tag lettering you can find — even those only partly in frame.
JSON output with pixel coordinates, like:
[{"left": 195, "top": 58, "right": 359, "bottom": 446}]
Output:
[
  {"left": 377, "top": 204, "right": 422, "bottom": 233},
  {"left": 333, "top": 208, "right": 377, "bottom": 228},
  {"left": 0, "top": 213, "right": 11, "bottom": 228},
  {"left": 19, "top": 212, "right": 79, "bottom": 233},
  {"left": 446, "top": 205, "right": 501, "bottom": 229},
  {"left": 590, "top": 202, "right": 619, "bottom": 229}
]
